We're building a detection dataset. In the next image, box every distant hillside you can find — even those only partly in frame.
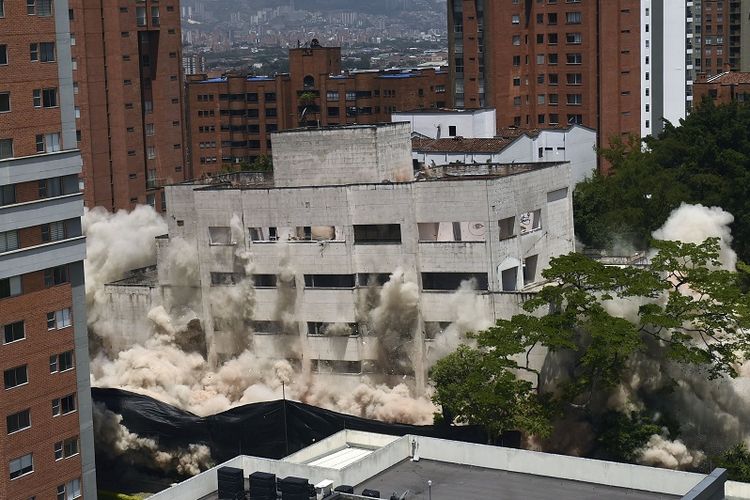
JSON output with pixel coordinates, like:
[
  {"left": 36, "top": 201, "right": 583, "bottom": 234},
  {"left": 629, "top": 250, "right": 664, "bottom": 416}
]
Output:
[{"left": 206, "top": 0, "right": 443, "bottom": 16}]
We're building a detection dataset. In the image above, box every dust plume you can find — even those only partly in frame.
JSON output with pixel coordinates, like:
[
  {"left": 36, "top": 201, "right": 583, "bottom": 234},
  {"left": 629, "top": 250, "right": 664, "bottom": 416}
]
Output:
[{"left": 92, "top": 403, "right": 213, "bottom": 476}]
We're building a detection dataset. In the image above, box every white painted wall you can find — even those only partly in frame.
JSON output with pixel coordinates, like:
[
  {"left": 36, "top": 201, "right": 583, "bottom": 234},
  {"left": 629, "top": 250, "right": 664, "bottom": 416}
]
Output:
[
  {"left": 641, "top": 0, "right": 653, "bottom": 137},
  {"left": 392, "top": 109, "right": 497, "bottom": 138},
  {"left": 661, "top": 0, "right": 687, "bottom": 127}
]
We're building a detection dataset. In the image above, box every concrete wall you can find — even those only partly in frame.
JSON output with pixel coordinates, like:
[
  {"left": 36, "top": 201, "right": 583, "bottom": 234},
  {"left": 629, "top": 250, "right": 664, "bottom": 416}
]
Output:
[
  {"left": 392, "top": 109, "right": 497, "bottom": 138},
  {"left": 147, "top": 162, "right": 576, "bottom": 390},
  {"left": 271, "top": 124, "right": 413, "bottom": 187}
]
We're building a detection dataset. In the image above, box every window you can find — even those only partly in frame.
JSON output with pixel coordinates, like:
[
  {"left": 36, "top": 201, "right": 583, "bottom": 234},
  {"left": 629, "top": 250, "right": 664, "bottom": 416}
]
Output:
[
  {"left": 57, "top": 478, "right": 81, "bottom": 500},
  {"left": 502, "top": 267, "right": 519, "bottom": 291},
  {"left": 0, "top": 276, "right": 22, "bottom": 298},
  {"left": 30, "top": 42, "right": 55, "bottom": 62},
  {"left": 326, "top": 91, "right": 339, "bottom": 101},
  {"left": 0, "top": 229, "right": 18, "bottom": 252},
  {"left": 0, "top": 138, "right": 12, "bottom": 159},
  {"left": 448, "top": 125, "right": 457, "bottom": 137},
  {"left": 3, "top": 321, "right": 24, "bottom": 343},
  {"left": 35, "top": 132, "right": 61, "bottom": 153},
  {"left": 52, "top": 394, "right": 76, "bottom": 416},
  {"left": 33, "top": 88, "right": 58, "bottom": 108},
  {"left": 512, "top": 55, "right": 521, "bottom": 66},
  {"left": 498, "top": 216, "right": 515, "bottom": 240},
  {"left": 44, "top": 265, "right": 69, "bottom": 287},
  {"left": 524, "top": 255, "right": 539, "bottom": 285},
  {"left": 151, "top": 6, "right": 159, "bottom": 25},
  {"left": 54, "top": 436, "right": 79, "bottom": 460},
  {"left": 304, "top": 274, "right": 356, "bottom": 288},
  {"left": 566, "top": 32, "right": 582, "bottom": 44},
  {"left": 136, "top": 6, "right": 146, "bottom": 25},
  {"left": 47, "top": 309, "right": 72, "bottom": 330},
  {"left": 0, "top": 92, "right": 10, "bottom": 112},
  {"left": 9, "top": 453, "right": 33, "bottom": 479},
  {"left": 567, "top": 113, "right": 583, "bottom": 124},
  {"left": 6, "top": 409, "right": 31, "bottom": 434},
  {"left": 519, "top": 209, "right": 542, "bottom": 233},
  {"left": 566, "top": 53, "right": 582, "bottom": 64},
  {"left": 208, "top": 227, "right": 233, "bottom": 245},
  {"left": 50, "top": 351, "right": 74, "bottom": 373},
  {"left": 4, "top": 365, "right": 28, "bottom": 389},
  {"left": 566, "top": 11, "right": 582, "bottom": 24},
  {"left": 421, "top": 273, "right": 489, "bottom": 291},
  {"left": 147, "top": 146, "right": 156, "bottom": 159},
  {"left": 512, "top": 34, "right": 521, "bottom": 45},
  {"left": 0, "top": 0, "right": 4, "bottom": 17},
  {"left": 353, "top": 224, "right": 402, "bottom": 244},
  {"left": 145, "top": 123, "right": 154, "bottom": 136},
  {"left": 566, "top": 73, "right": 582, "bottom": 85},
  {"left": 549, "top": 93, "right": 559, "bottom": 105},
  {"left": 0, "top": 45, "right": 6, "bottom": 65},
  {"left": 511, "top": 14, "right": 520, "bottom": 24}
]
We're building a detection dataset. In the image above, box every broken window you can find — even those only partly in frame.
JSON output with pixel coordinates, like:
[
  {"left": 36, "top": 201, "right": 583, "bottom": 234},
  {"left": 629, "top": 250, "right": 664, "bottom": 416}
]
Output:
[
  {"left": 253, "top": 274, "right": 277, "bottom": 287},
  {"left": 353, "top": 224, "right": 401, "bottom": 244},
  {"left": 311, "top": 359, "right": 362, "bottom": 374},
  {"left": 519, "top": 209, "right": 542, "bottom": 234},
  {"left": 418, "top": 222, "right": 487, "bottom": 242},
  {"left": 501, "top": 267, "right": 519, "bottom": 291},
  {"left": 208, "top": 226, "right": 233, "bottom": 245},
  {"left": 247, "top": 321, "right": 284, "bottom": 335},
  {"left": 424, "top": 321, "right": 452, "bottom": 340},
  {"left": 292, "top": 226, "right": 337, "bottom": 241},
  {"left": 307, "top": 322, "right": 358, "bottom": 336},
  {"left": 210, "top": 272, "right": 239, "bottom": 286},
  {"left": 498, "top": 216, "right": 516, "bottom": 240},
  {"left": 421, "top": 273, "right": 489, "bottom": 291},
  {"left": 304, "top": 274, "right": 355, "bottom": 288},
  {"left": 523, "top": 255, "right": 539, "bottom": 285},
  {"left": 356, "top": 273, "right": 392, "bottom": 287}
]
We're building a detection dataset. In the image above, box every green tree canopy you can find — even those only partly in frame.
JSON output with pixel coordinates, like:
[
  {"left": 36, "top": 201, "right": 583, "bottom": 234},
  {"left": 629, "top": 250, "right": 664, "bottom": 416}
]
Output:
[
  {"left": 575, "top": 100, "right": 750, "bottom": 261},
  {"left": 430, "top": 238, "right": 750, "bottom": 447}
]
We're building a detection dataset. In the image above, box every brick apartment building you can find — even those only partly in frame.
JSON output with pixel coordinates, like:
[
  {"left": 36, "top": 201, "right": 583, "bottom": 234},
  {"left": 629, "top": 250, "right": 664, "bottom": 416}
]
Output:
[
  {"left": 185, "top": 41, "right": 448, "bottom": 177},
  {"left": 70, "top": 0, "right": 186, "bottom": 212},
  {"left": 448, "top": 0, "right": 642, "bottom": 150},
  {"left": 448, "top": 0, "right": 750, "bottom": 149},
  {"left": 694, "top": 70, "right": 750, "bottom": 103},
  {"left": 0, "top": 0, "right": 96, "bottom": 498}
]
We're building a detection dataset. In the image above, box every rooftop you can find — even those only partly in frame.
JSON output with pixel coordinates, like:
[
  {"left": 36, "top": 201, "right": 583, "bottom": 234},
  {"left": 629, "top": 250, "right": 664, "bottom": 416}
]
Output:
[
  {"left": 105, "top": 266, "right": 159, "bottom": 287},
  {"left": 703, "top": 71, "right": 750, "bottom": 85},
  {"left": 148, "top": 431, "right": 740, "bottom": 500},
  {"left": 412, "top": 137, "right": 514, "bottom": 154}
]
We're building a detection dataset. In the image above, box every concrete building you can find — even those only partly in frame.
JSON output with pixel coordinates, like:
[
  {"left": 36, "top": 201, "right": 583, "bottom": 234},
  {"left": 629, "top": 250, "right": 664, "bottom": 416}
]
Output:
[
  {"left": 104, "top": 123, "right": 576, "bottom": 394},
  {"left": 693, "top": 71, "right": 750, "bottom": 103},
  {"left": 70, "top": 0, "right": 186, "bottom": 212},
  {"left": 147, "top": 430, "right": 747, "bottom": 500},
  {"left": 186, "top": 41, "right": 448, "bottom": 178},
  {"left": 392, "top": 108, "right": 497, "bottom": 139},
  {"left": 0, "top": 1, "right": 96, "bottom": 498},
  {"left": 411, "top": 124, "right": 597, "bottom": 185}
]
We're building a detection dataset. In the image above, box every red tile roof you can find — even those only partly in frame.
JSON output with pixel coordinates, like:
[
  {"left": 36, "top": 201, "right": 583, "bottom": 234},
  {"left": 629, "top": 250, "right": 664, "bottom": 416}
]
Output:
[
  {"left": 412, "top": 137, "right": 514, "bottom": 153},
  {"left": 705, "top": 71, "right": 750, "bottom": 85}
]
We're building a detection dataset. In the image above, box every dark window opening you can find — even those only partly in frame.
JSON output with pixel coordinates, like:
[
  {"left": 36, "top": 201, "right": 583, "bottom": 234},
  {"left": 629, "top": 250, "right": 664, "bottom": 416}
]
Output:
[
  {"left": 353, "top": 224, "right": 401, "bottom": 244},
  {"left": 421, "top": 272, "right": 489, "bottom": 291}
]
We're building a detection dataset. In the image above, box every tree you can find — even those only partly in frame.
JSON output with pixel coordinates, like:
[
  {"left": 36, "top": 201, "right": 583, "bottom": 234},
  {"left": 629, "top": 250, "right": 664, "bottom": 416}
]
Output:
[
  {"left": 430, "top": 238, "right": 750, "bottom": 443},
  {"left": 430, "top": 346, "right": 553, "bottom": 443},
  {"left": 715, "top": 443, "right": 750, "bottom": 482},
  {"left": 575, "top": 100, "right": 750, "bottom": 262}
]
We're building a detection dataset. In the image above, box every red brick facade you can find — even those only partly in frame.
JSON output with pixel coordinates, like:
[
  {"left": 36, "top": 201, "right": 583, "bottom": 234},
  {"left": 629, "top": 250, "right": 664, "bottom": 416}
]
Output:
[
  {"left": 186, "top": 44, "right": 448, "bottom": 177},
  {"left": 70, "top": 0, "right": 186, "bottom": 212},
  {"left": 449, "top": 0, "right": 642, "bottom": 153}
]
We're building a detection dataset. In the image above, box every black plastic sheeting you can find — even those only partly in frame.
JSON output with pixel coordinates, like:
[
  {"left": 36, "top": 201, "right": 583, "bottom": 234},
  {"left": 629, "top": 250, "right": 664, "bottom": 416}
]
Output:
[{"left": 92, "top": 387, "right": 492, "bottom": 493}]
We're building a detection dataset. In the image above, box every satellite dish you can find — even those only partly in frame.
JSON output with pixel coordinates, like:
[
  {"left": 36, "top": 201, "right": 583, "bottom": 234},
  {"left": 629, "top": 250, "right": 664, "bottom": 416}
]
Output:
[{"left": 467, "top": 222, "right": 486, "bottom": 236}]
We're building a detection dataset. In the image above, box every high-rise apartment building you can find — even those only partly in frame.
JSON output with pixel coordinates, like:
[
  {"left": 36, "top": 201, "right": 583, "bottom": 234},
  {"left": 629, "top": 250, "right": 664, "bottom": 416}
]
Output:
[
  {"left": 448, "top": 0, "right": 641, "bottom": 149},
  {"left": 449, "top": 0, "right": 749, "bottom": 148},
  {"left": 0, "top": 0, "right": 96, "bottom": 498},
  {"left": 69, "top": 0, "right": 186, "bottom": 212}
]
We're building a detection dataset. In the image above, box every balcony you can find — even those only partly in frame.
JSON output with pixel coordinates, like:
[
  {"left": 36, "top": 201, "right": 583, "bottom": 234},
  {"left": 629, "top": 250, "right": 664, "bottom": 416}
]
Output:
[{"left": 0, "top": 236, "right": 85, "bottom": 280}]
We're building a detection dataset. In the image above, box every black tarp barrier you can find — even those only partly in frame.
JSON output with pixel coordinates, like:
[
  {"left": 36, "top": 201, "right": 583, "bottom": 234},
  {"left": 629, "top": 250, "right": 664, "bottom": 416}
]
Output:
[{"left": 92, "top": 387, "right": 491, "bottom": 493}]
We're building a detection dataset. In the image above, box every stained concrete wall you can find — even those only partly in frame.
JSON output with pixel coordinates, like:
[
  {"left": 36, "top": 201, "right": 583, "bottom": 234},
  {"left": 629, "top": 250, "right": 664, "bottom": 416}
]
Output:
[
  {"left": 393, "top": 109, "right": 497, "bottom": 139},
  {"left": 271, "top": 123, "right": 413, "bottom": 187}
]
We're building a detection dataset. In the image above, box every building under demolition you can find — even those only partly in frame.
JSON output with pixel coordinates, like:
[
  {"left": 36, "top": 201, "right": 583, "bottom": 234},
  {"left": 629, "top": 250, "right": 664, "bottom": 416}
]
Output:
[{"left": 103, "top": 123, "right": 576, "bottom": 393}]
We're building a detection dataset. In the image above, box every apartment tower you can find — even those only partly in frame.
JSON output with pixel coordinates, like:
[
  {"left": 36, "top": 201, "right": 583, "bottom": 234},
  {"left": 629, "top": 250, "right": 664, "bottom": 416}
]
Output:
[
  {"left": 69, "top": 0, "right": 186, "bottom": 212},
  {"left": 0, "top": 0, "right": 96, "bottom": 498},
  {"left": 450, "top": 0, "right": 750, "bottom": 146}
]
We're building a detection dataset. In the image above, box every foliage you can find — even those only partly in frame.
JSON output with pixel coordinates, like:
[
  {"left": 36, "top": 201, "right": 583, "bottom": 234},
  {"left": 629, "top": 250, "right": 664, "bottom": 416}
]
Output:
[
  {"left": 597, "top": 410, "right": 679, "bottom": 462},
  {"left": 715, "top": 443, "right": 750, "bottom": 482},
  {"left": 430, "top": 345, "right": 553, "bottom": 442},
  {"left": 430, "top": 239, "right": 750, "bottom": 440},
  {"left": 574, "top": 100, "right": 750, "bottom": 262},
  {"left": 243, "top": 154, "right": 273, "bottom": 172}
]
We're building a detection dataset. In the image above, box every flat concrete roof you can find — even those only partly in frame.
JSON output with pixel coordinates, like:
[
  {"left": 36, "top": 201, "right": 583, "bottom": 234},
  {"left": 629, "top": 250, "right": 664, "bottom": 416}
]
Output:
[{"left": 355, "top": 459, "right": 678, "bottom": 500}]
